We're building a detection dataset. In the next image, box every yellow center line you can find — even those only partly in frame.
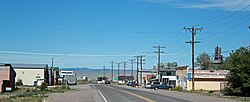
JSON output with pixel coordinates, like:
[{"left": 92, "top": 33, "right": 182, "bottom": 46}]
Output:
[
  {"left": 103, "top": 85, "right": 156, "bottom": 102},
  {"left": 120, "top": 90, "right": 156, "bottom": 102}
]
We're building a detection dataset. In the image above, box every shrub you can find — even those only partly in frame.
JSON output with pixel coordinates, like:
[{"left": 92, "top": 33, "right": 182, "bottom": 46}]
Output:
[
  {"left": 39, "top": 82, "right": 47, "bottom": 90},
  {"left": 16, "top": 79, "right": 23, "bottom": 86},
  {"left": 172, "top": 86, "right": 183, "bottom": 91}
]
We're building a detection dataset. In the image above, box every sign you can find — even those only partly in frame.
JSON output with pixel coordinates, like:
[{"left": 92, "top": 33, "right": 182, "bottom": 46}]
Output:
[
  {"left": 114, "top": 78, "right": 118, "bottom": 81},
  {"left": 187, "top": 73, "right": 192, "bottom": 81}
]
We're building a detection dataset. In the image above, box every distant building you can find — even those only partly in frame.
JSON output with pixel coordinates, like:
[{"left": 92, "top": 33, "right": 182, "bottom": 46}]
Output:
[
  {"left": 12, "top": 64, "right": 49, "bottom": 86},
  {"left": 160, "top": 69, "right": 177, "bottom": 87},
  {"left": 0, "top": 64, "right": 16, "bottom": 92},
  {"left": 187, "top": 70, "right": 229, "bottom": 91},
  {"left": 60, "top": 70, "right": 77, "bottom": 85},
  {"left": 118, "top": 76, "right": 134, "bottom": 83}
]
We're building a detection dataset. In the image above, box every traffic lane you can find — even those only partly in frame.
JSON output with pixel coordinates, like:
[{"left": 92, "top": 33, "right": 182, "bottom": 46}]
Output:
[
  {"left": 94, "top": 84, "right": 149, "bottom": 102},
  {"left": 108, "top": 85, "right": 194, "bottom": 102}
]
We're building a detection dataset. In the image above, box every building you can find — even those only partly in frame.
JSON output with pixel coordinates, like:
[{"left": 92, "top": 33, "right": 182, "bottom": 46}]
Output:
[
  {"left": 12, "top": 64, "right": 49, "bottom": 86},
  {"left": 187, "top": 70, "right": 229, "bottom": 91},
  {"left": 60, "top": 70, "right": 77, "bottom": 85},
  {"left": 118, "top": 76, "right": 134, "bottom": 83},
  {"left": 160, "top": 69, "right": 177, "bottom": 87},
  {"left": 0, "top": 64, "right": 16, "bottom": 92},
  {"left": 176, "top": 66, "right": 189, "bottom": 90}
]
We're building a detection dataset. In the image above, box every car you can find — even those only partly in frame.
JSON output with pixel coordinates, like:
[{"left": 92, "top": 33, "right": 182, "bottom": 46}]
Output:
[
  {"left": 150, "top": 82, "right": 173, "bottom": 90},
  {"left": 127, "top": 82, "right": 135, "bottom": 87},
  {"left": 105, "top": 81, "right": 111, "bottom": 84},
  {"left": 145, "top": 83, "right": 152, "bottom": 89}
]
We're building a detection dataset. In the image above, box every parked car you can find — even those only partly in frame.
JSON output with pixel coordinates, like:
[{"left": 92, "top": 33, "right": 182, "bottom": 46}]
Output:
[
  {"left": 145, "top": 83, "right": 152, "bottom": 89},
  {"left": 105, "top": 81, "right": 111, "bottom": 84},
  {"left": 145, "top": 82, "right": 160, "bottom": 89},
  {"left": 127, "top": 82, "right": 133, "bottom": 86},
  {"left": 150, "top": 82, "right": 173, "bottom": 90}
]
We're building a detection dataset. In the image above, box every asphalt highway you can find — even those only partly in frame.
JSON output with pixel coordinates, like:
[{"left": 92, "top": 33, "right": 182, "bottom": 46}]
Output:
[{"left": 93, "top": 84, "right": 193, "bottom": 102}]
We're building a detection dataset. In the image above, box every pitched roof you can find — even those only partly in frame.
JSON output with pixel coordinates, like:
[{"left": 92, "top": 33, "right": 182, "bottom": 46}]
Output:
[{"left": 12, "top": 64, "right": 48, "bottom": 69}]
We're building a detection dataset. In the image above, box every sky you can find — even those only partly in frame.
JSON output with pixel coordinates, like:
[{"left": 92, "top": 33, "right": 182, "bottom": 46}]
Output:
[{"left": 0, "top": 0, "right": 249, "bottom": 69}]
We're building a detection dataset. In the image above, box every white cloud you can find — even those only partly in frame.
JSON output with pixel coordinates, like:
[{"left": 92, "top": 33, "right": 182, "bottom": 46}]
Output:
[
  {"left": 140, "top": 0, "right": 250, "bottom": 11},
  {"left": 180, "top": 0, "right": 250, "bottom": 11}
]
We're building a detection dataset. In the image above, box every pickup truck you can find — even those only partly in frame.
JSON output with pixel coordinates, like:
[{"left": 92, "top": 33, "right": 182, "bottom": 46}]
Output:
[{"left": 150, "top": 82, "right": 173, "bottom": 90}]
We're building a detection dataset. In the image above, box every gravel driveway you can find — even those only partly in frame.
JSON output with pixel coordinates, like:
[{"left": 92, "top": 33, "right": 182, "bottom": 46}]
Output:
[{"left": 44, "top": 84, "right": 103, "bottom": 102}]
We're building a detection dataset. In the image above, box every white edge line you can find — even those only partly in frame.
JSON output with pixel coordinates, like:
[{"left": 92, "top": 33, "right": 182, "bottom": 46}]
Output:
[{"left": 94, "top": 85, "right": 108, "bottom": 102}]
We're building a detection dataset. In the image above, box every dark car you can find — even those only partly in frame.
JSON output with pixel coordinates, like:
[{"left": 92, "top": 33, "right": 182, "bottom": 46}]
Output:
[
  {"left": 150, "top": 82, "right": 173, "bottom": 90},
  {"left": 127, "top": 82, "right": 136, "bottom": 87},
  {"left": 105, "top": 81, "right": 111, "bottom": 84}
]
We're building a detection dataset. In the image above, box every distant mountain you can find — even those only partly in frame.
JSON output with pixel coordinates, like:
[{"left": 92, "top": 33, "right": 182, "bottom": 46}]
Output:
[
  {"left": 60, "top": 67, "right": 138, "bottom": 80},
  {"left": 60, "top": 67, "right": 102, "bottom": 71}
]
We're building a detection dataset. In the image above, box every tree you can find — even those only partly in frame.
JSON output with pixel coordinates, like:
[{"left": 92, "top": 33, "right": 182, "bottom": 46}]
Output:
[
  {"left": 196, "top": 52, "right": 211, "bottom": 70},
  {"left": 154, "top": 62, "right": 178, "bottom": 69},
  {"left": 224, "top": 47, "right": 250, "bottom": 96}
]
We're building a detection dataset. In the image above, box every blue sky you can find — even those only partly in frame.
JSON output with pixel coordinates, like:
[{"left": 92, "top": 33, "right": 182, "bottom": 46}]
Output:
[{"left": 0, "top": 0, "right": 249, "bottom": 69}]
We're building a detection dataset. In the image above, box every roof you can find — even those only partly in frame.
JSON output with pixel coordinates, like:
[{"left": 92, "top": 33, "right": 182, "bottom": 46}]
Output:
[
  {"left": 188, "top": 70, "right": 229, "bottom": 78},
  {"left": 118, "top": 76, "right": 134, "bottom": 81},
  {"left": 12, "top": 64, "right": 48, "bottom": 69}
]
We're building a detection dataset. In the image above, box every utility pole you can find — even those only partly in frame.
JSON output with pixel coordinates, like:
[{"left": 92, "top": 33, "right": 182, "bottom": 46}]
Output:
[
  {"left": 122, "top": 62, "right": 128, "bottom": 82},
  {"left": 134, "top": 56, "right": 140, "bottom": 87},
  {"left": 139, "top": 55, "right": 145, "bottom": 86},
  {"left": 50, "top": 57, "right": 54, "bottom": 86},
  {"left": 129, "top": 59, "right": 136, "bottom": 77},
  {"left": 153, "top": 45, "right": 165, "bottom": 82},
  {"left": 116, "top": 63, "right": 121, "bottom": 77},
  {"left": 111, "top": 61, "right": 114, "bottom": 82},
  {"left": 103, "top": 66, "right": 106, "bottom": 78},
  {"left": 184, "top": 26, "right": 203, "bottom": 92}
]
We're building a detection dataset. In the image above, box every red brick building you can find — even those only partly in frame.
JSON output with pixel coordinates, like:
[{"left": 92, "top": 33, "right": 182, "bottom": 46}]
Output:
[{"left": 0, "top": 64, "right": 16, "bottom": 92}]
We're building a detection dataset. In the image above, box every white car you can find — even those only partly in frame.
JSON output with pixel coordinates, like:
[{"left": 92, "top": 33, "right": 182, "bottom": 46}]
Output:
[{"left": 145, "top": 83, "right": 151, "bottom": 89}]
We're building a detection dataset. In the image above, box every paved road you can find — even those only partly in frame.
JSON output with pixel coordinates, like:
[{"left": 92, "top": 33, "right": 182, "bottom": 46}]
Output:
[
  {"left": 94, "top": 84, "right": 193, "bottom": 102},
  {"left": 94, "top": 84, "right": 236, "bottom": 102},
  {"left": 45, "top": 84, "right": 236, "bottom": 102}
]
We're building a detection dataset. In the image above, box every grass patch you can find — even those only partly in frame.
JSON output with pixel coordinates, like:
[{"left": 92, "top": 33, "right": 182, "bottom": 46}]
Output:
[{"left": 0, "top": 85, "right": 71, "bottom": 102}]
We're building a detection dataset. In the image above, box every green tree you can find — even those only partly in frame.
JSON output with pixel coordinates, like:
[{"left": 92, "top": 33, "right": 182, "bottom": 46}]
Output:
[
  {"left": 224, "top": 47, "right": 250, "bottom": 96},
  {"left": 196, "top": 52, "right": 211, "bottom": 70},
  {"left": 156, "top": 62, "right": 178, "bottom": 69}
]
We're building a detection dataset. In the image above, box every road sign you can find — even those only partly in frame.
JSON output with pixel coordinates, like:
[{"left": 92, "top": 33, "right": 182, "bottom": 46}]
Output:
[
  {"left": 187, "top": 73, "right": 192, "bottom": 81},
  {"left": 114, "top": 78, "right": 118, "bottom": 81}
]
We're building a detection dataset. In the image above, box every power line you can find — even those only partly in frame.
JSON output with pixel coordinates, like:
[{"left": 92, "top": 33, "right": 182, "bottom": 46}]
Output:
[
  {"left": 0, "top": 24, "right": 182, "bottom": 34},
  {"left": 200, "top": 16, "right": 250, "bottom": 42},
  {"left": 195, "top": 0, "right": 249, "bottom": 26},
  {"left": 205, "top": 11, "right": 250, "bottom": 29}
]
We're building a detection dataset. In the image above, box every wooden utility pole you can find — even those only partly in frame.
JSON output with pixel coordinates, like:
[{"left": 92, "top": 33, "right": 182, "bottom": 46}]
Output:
[
  {"left": 134, "top": 56, "right": 140, "bottom": 87},
  {"left": 121, "top": 62, "right": 128, "bottom": 82},
  {"left": 139, "top": 55, "right": 145, "bottom": 85},
  {"left": 111, "top": 61, "right": 114, "bottom": 82},
  {"left": 184, "top": 26, "right": 203, "bottom": 92},
  {"left": 103, "top": 66, "right": 106, "bottom": 77},
  {"left": 129, "top": 59, "right": 136, "bottom": 77},
  {"left": 116, "top": 63, "right": 121, "bottom": 77},
  {"left": 153, "top": 45, "right": 165, "bottom": 82}
]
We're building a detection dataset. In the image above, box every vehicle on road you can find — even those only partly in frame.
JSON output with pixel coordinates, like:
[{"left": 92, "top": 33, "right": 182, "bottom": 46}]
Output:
[{"left": 127, "top": 82, "right": 136, "bottom": 87}]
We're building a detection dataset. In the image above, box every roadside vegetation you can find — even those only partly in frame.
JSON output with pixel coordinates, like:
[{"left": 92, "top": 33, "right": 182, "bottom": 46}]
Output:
[{"left": 0, "top": 82, "right": 71, "bottom": 102}]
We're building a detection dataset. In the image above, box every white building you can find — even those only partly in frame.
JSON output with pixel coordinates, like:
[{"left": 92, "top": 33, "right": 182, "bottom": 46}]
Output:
[{"left": 12, "top": 64, "right": 49, "bottom": 86}]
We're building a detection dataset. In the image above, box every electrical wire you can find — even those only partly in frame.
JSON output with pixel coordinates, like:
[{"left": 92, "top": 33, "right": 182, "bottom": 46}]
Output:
[{"left": 194, "top": 0, "right": 249, "bottom": 26}]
